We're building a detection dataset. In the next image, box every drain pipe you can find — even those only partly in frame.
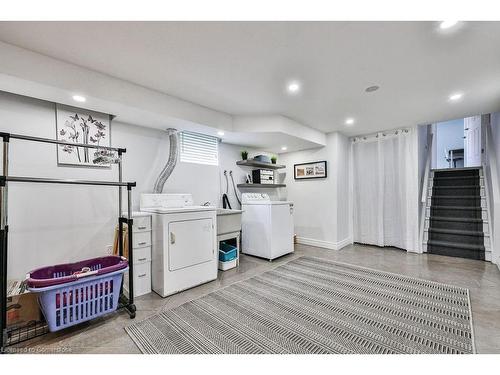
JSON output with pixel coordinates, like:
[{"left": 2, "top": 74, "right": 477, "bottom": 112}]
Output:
[{"left": 153, "top": 128, "right": 179, "bottom": 194}]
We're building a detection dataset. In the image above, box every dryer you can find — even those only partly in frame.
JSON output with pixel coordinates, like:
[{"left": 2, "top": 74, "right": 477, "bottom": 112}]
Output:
[
  {"left": 140, "top": 194, "right": 217, "bottom": 297},
  {"left": 241, "top": 193, "right": 294, "bottom": 260}
]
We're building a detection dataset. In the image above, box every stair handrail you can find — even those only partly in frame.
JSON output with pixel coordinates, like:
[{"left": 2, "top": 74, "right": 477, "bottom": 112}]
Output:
[
  {"left": 484, "top": 122, "right": 500, "bottom": 204},
  {"left": 483, "top": 119, "right": 500, "bottom": 264},
  {"left": 421, "top": 132, "right": 433, "bottom": 203},
  {"left": 419, "top": 131, "right": 433, "bottom": 253}
]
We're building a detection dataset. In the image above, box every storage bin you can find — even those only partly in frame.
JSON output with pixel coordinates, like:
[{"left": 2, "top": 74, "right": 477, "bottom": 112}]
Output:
[
  {"left": 27, "top": 256, "right": 128, "bottom": 332},
  {"left": 218, "top": 258, "right": 237, "bottom": 271},
  {"left": 219, "top": 242, "right": 238, "bottom": 262}
]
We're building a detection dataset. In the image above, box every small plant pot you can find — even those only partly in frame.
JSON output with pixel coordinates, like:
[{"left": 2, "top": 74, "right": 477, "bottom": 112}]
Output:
[{"left": 271, "top": 159, "right": 277, "bottom": 164}]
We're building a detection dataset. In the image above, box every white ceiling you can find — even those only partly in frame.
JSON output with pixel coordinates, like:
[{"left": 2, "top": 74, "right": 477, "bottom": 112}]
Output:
[{"left": 0, "top": 21, "right": 499, "bottom": 136}]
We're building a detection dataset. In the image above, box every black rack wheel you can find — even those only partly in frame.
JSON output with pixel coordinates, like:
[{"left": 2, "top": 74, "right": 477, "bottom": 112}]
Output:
[{"left": 125, "top": 304, "right": 136, "bottom": 318}]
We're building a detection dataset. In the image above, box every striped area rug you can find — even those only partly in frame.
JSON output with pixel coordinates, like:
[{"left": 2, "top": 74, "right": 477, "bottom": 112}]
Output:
[{"left": 125, "top": 257, "right": 475, "bottom": 354}]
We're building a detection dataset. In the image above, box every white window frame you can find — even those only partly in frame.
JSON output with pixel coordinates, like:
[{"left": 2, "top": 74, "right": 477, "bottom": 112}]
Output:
[{"left": 179, "top": 131, "right": 219, "bottom": 166}]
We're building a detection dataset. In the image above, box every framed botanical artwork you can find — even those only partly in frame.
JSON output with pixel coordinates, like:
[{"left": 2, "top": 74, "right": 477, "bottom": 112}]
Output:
[
  {"left": 294, "top": 160, "right": 327, "bottom": 180},
  {"left": 56, "top": 104, "right": 112, "bottom": 168}
]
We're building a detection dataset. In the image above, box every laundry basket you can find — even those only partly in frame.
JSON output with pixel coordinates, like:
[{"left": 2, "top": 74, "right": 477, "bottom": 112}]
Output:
[{"left": 27, "top": 256, "right": 128, "bottom": 332}]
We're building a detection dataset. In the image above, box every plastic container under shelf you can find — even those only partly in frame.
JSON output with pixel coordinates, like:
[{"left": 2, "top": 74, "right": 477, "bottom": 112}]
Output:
[
  {"left": 26, "top": 256, "right": 128, "bottom": 332},
  {"left": 218, "top": 243, "right": 238, "bottom": 271},
  {"left": 218, "top": 258, "right": 237, "bottom": 271},
  {"left": 219, "top": 243, "right": 237, "bottom": 262}
]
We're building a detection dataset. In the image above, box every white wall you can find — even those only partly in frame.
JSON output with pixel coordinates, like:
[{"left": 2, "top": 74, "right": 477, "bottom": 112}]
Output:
[
  {"left": 279, "top": 132, "right": 351, "bottom": 249},
  {"left": 0, "top": 92, "right": 250, "bottom": 278}
]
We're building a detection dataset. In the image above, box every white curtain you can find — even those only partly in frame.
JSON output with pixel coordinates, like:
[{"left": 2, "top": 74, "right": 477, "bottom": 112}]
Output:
[{"left": 352, "top": 128, "right": 419, "bottom": 251}]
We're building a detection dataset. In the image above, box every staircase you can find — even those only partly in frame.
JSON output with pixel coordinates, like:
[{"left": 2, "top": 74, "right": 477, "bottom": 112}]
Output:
[{"left": 423, "top": 167, "right": 491, "bottom": 261}]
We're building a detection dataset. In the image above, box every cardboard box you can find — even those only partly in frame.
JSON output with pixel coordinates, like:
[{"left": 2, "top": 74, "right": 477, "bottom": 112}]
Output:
[{"left": 7, "top": 279, "right": 42, "bottom": 328}]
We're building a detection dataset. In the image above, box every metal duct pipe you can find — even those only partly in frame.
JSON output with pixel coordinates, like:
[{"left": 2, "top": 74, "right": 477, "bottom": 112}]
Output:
[{"left": 153, "top": 128, "right": 179, "bottom": 194}]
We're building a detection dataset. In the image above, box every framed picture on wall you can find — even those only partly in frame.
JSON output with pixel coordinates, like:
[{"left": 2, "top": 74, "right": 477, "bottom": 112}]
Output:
[
  {"left": 56, "top": 104, "right": 112, "bottom": 168},
  {"left": 294, "top": 160, "right": 327, "bottom": 180}
]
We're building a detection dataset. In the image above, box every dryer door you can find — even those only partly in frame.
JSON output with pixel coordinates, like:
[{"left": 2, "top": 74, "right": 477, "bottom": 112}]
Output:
[{"left": 168, "top": 218, "right": 214, "bottom": 271}]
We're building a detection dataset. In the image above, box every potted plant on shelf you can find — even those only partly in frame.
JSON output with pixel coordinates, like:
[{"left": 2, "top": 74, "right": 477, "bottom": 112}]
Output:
[
  {"left": 241, "top": 150, "right": 248, "bottom": 160},
  {"left": 271, "top": 155, "right": 277, "bottom": 164}
]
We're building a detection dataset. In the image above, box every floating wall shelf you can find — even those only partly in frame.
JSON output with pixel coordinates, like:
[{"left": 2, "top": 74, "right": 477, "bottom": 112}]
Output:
[
  {"left": 236, "top": 160, "right": 286, "bottom": 170},
  {"left": 237, "top": 183, "right": 286, "bottom": 188}
]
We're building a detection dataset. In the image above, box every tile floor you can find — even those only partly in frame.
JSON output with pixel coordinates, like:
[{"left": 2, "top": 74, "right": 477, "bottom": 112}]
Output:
[{"left": 9, "top": 244, "right": 500, "bottom": 354}]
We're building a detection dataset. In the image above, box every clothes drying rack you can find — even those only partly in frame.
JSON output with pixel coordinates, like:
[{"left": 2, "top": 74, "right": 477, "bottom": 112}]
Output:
[{"left": 0, "top": 132, "right": 137, "bottom": 351}]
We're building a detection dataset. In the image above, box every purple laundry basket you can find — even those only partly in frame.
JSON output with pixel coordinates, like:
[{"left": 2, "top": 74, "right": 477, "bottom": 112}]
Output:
[{"left": 27, "top": 256, "right": 128, "bottom": 332}]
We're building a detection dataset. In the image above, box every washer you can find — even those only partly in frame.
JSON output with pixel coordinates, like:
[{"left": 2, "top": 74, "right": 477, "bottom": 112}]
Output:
[
  {"left": 241, "top": 193, "right": 294, "bottom": 260},
  {"left": 140, "top": 194, "right": 217, "bottom": 297}
]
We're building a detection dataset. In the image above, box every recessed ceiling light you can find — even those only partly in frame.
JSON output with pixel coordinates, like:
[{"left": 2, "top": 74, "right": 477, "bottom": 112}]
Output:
[
  {"left": 345, "top": 118, "right": 355, "bottom": 126},
  {"left": 365, "top": 85, "right": 380, "bottom": 93},
  {"left": 440, "top": 21, "right": 458, "bottom": 30},
  {"left": 286, "top": 81, "right": 301, "bottom": 94},
  {"left": 217, "top": 131, "right": 225, "bottom": 136},
  {"left": 448, "top": 92, "right": 464, "bottom": 101},
  {"left": 281, "top": 146, "right": 288, "bottom": 151},
  {"left": 72, "top": 95, "right": 86, "bottom": 103}
]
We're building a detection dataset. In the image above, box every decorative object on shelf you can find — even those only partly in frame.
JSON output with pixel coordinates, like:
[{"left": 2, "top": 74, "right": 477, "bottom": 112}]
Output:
[
  {"left": 294, "top": 160, "right": 327, "bottom": 180},
  {"left": 245, "top": 173, "right": 252, "bottom": 184},
  {"left": 252, "top": 169, "right": 274, "bottom": 184},
  {"left": 271, "top": 155, "right": 277, "bottom": 164},
  {"left": 56, "top": 104, "right": 112, "bottom": 168},
  {"left": 241, "top": 150, "right": 248, "bottom": 160},
  {"left": 253, "top": 154, "right": 271, "bottom": 164}
]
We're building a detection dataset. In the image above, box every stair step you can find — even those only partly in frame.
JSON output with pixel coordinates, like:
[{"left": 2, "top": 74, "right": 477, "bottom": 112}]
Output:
[
  {"left": 433, "top": 175, "right": 479, "bottom": 180},
  {"left": 431, "top": 176, "right": 481, "bottom": 187},
  {"left": 426, "top": 240, "right": 485, "bottom": 260},
  {"left": 427, "top": 228, "right": 484, "bottom": 245},
  {"left": 433, "top": 169, "right": 480, "bottom": 178},
  {"left": 430, "top": 205, "right": 482, "bottom": 210},
  {"left": 432, "top": 185, "right": 481, "bottom": 189},
  {"left": 428, "top": 216, "right": 483, "bottom": 222},
  {"left": 430, "top": 195, "right": 484, "bottom": 208},
  {"left": 426, "top": 216, "right": 487, "bottom": 232},
  {"left": 430, "top": 186, "right": 483, "bottom": 196},
  {"left": 432, "top": 195, "right": 481, "bottom": 199},
  {"left": 426, "top": 239, "right": 484, "bottom": 250},
  {"left": 428, "top": 205, "right": 484, "bottom": 220},
  {"left": 428, "top": 228, "right": 483, "bottom": 236}
]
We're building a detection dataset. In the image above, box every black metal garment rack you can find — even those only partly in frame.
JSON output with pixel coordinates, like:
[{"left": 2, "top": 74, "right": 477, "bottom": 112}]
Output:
[{"left": 0, "top": 132, "right": 137, "bottom": 352}]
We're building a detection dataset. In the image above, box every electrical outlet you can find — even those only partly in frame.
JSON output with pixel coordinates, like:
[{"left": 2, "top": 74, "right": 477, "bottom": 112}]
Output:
[{"left": 106, "top": 245, "right": 113, "bottom": 255}]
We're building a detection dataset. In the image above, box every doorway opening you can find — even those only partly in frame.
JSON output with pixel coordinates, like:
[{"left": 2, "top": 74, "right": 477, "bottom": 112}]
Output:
[{"left": 431, "top": 115, "right": 482, "bottom": 170}]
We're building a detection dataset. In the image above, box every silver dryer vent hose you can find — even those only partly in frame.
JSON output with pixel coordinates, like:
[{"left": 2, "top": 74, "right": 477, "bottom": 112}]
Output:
[{"left": 153, "top": 128, "right": 179, "bottom": 194}]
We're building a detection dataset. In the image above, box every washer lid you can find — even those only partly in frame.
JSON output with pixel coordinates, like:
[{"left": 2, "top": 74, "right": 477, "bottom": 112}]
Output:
[
  {"left": 141, "top": 205, "right": 216, "bottom": 214},
  {"left": 242, "top": 201, "right": 293, "bottom": 206}
]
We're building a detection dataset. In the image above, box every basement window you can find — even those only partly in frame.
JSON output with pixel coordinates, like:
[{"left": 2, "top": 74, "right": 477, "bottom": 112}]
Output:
[{"left": 179, "top": 131, "right": 219, "bottom": 166}]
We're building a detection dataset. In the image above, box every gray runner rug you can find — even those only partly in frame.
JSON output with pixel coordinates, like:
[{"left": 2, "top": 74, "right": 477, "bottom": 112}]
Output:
[{"left": 125, "top": 256, "right": 475, "bottom": 354}]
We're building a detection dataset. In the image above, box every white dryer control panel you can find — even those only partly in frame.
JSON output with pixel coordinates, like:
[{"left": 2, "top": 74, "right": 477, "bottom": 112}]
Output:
[
  {"left": 140, "top": 193, "right": 194, "bottom": 210},
  {"left": 241, "top": 193, "right": 270, "bottom": 203}
]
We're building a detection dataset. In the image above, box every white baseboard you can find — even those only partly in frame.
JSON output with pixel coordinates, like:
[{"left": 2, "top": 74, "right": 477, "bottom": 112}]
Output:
[{"left": 296, "top": 236, "right": 353, "bottom": 251}]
